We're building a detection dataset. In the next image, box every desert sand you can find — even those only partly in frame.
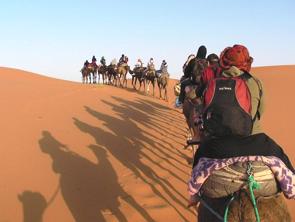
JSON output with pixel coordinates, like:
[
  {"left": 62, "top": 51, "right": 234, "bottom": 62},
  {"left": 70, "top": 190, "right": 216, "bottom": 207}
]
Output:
[{"left": 0, "top": 66, "right": 294, "bottom": 222}]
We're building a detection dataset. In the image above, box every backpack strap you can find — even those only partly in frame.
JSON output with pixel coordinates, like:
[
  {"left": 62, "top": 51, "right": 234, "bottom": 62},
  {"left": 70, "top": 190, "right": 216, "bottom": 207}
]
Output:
[
  {"left": 252, "top": 76, "right": 263, "bottom": 120},
  {"left": 241, "top": 72, "right": 263, "bottom": 121},
  {"left": 239, "top": 72, "right": 252, "bottom": 81}
]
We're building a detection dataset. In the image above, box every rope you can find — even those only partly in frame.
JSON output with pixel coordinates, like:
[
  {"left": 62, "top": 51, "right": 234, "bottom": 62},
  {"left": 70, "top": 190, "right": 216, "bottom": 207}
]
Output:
[
  {"left": 196, "top": 193, "right": 224, "bottom": 221},
  {"left": 223, "top": 162, "right": 261, "bottom": 222},
  {"left": 223, "top": 195, "right": 235, "bottom": 222},
  {"left": 247, "top": 162, "right": 261, "bottom": 222}
]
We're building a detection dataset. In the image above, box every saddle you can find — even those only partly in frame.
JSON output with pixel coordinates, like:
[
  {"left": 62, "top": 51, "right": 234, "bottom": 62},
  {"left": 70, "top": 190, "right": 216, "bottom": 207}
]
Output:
[
  {"left": 118, "top": 62, "right": 127, "bottom": 67},
  {"left": 194, "top": 161, "right": 290, "bottom": 222},
  {"left": 201, "top": 161, "right": 279, "bottom": 198},
  {"left": 146, "top": 69, "right": 155, "bottom": 77}
]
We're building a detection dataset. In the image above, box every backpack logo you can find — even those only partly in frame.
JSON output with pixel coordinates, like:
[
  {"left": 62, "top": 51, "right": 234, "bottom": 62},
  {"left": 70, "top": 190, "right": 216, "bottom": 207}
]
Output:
[{"left": 218, "top": 87, "right": 232, "bottom": 91}]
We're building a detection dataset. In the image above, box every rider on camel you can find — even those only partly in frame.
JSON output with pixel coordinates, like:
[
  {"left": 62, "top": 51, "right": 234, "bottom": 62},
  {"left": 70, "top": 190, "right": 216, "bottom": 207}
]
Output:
[
  {"left": 135, "top": 59, "right": 144, "bottom": 68},
  {"left": 100, "top": 56, "right": 106, "bottom": 66},
  {"left": 146, "top": 58, "right": 156, "bottom": 76},
  {"left": 159, "top": 60, "right": 168, "bottom": 76},
  {"left": 119, "top": 54, "right": 128, "bottom": 66},
  {"left": 110, "top": 58, "right": 117, "bottom": 67},
  {"left": 81, "top": 60, "right": 89, "bottom": 73},
  {"left": 147, "top": 58, "right": 155, "bottom": 71},
  {"left": 84, "top": 60, "right": 89, "bottom": 67},
  {"left": 177, "top": 45, "right": 208, "bottom": 108},
  {"left": 91, "top": 55, "right": 98, "bottom": 68}
]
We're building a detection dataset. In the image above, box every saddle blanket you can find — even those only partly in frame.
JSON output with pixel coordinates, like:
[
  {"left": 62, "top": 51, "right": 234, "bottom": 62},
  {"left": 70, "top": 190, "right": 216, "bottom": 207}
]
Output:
[{"left": 188, "top": 156, "right": 295, "bottom": 199}]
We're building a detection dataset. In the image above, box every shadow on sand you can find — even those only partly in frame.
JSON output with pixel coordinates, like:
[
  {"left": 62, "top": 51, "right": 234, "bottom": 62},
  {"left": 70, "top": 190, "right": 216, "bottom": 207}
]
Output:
[
  {"left": 72, "top": 96, "right": 194, "bottom": 221},
  {"left": 39, "top": 131, "right": 155, "bottom": 222},
  {"left": 18, "top": 191, "right": 47, "bottom": 222}
]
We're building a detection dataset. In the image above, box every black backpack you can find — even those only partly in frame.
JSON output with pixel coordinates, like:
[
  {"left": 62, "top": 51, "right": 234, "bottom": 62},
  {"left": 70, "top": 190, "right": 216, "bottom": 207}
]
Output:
[{"left": 202, "top": 73, "right": 262, "bottom": 138}]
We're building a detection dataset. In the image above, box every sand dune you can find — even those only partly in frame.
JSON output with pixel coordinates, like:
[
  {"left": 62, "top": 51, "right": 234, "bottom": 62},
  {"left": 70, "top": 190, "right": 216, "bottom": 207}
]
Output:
[
  {"left": 252, "top": 65, "right": 295, "bottom": 216},
  {"left": 0, "top": 66, "right": 294, "bottom": 221}
]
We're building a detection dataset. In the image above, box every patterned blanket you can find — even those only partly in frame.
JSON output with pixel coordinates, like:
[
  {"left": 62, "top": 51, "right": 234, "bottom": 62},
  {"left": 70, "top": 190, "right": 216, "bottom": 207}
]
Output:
[{"left": 188, "top": 156, "right": 295, "bottom": 199}]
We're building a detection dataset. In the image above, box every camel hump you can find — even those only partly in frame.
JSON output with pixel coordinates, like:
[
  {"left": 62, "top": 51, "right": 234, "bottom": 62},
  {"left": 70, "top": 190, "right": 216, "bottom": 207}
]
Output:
[{"left": 198, "top": 192, "right": 291, "bottom": 222}]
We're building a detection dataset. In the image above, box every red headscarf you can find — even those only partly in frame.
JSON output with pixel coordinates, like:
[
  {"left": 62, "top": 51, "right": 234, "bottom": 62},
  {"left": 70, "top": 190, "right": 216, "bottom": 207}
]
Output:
[{"left": 220, "top": 45, "right": 253, "bottom": 72}]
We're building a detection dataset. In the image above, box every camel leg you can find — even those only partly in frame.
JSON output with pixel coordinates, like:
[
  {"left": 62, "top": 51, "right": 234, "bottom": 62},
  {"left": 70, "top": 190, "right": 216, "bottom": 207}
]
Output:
[
  {"left": 111, "top": 75, "right": 113, "bottom": 85},
  {"left": 122, "top": 74, "right": 125, "bottom": 87},
  {"left": 159, "top": 86, "right": 162, "bottom": 99},
  {"left": 119, "top": 74, "right": 122, "bottom": 87},
  {"left": 165, "top": 87, "right": 168, "bottom": 101},
  {"left": 93, "top": 73, "right": 96, "bottom": 84},
  {"left": 122, "top": 74, "right": 125, "bottom": 88},
  {"left": 132, "top": 76, "right": 135, "bottom": 89},
  {"left": 139, "top": 80, "right": 142, "bottom": 91},
  {"left": 139, "top": 79, "right": 143, "bottom": 91},
  {"left": 124, "top": 74, "right": 127, "bottom": 88},
  {"left": 146, "top": 81, "right": 150, "bottom": 95},
  {"left": 133, "top": 77, "right": 136, "bottom": 89}
]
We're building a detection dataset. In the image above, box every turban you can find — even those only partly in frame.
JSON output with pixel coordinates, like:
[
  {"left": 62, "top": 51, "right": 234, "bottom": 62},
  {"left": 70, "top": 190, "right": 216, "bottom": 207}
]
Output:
[{"left": 220, "top": 45, "right": 253, "bottom": 72}]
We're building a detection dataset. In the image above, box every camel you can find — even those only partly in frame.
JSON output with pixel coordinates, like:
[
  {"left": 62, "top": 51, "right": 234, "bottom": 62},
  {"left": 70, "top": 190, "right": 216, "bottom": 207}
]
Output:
[
  {"left": 129, "top": 67, "right": 146, "bottom": 92},
  {"left": 117, "top": 65, "right": 130, "bottom": 88},
  {"left": 145, "top": 69, "right": 157, "bottom": 96},
  {"left": 80, "top": 64, "right": 98, "bottom": 84},
  {"left": 197, "top": 191, "right": 291, "bottom": 222},
  {"left": 97, "top": 65, "right": 107, "bottom": 84},
  {"left": 157, "top": 73, "right": 169, "bottom": 101},
  {"left": 181, "top": 89, "right": 203, "bottom": 165},
  {"left": 106, "top": 65, "right": 119, "bottom": 86},
  {"left": 81, "top": 67, "right": 90, "bottom": 84}
]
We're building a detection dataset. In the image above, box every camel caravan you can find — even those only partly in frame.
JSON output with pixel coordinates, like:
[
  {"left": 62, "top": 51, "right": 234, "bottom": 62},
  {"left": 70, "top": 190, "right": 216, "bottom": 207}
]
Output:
[
  {"left": 80, "top": 45, "right": 295, "bottom": 221},
  {"left": 176, "top": 45, "right": 294, "bottom": 221},
  {"left": 80, "top": 55, "right": 169, "bottom": 101}
]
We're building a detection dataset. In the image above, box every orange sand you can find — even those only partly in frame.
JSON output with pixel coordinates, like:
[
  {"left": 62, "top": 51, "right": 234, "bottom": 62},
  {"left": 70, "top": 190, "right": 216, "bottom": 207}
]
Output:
[{"left": 0, "top": 66, "right": 294, "bottom": 221}]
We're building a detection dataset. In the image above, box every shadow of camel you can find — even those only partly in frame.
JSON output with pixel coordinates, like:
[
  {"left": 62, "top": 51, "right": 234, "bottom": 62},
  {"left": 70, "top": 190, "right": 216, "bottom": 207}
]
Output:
[
  {"left": 39, "top": 131, "right": 155, "bottom": 222},
  {"left": 18, "top": 191, "right": 47, "bottom": 222},
  {"left": 73, "top": 99, "right": 194, "bottom": 220}
]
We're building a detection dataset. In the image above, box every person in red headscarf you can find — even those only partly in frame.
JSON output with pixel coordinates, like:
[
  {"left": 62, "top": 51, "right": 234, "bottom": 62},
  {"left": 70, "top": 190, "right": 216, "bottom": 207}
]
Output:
[{"left": 219, "top": 44, "right": 264, "bottom": 135}]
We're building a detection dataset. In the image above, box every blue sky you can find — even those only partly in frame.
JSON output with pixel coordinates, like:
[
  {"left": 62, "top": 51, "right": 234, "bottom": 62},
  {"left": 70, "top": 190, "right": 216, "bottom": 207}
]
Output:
[{"left": 0, "top": 0, "right": 294, "bottom": 81}]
